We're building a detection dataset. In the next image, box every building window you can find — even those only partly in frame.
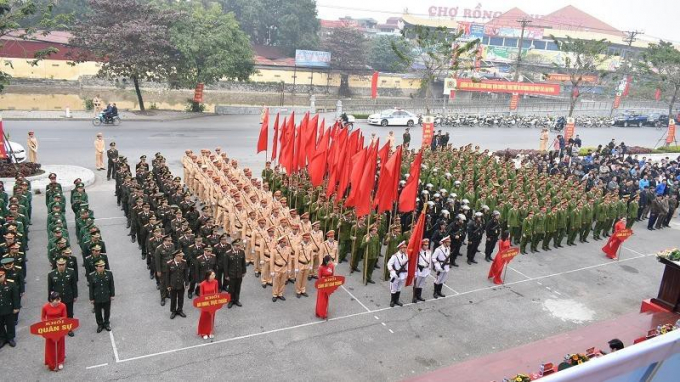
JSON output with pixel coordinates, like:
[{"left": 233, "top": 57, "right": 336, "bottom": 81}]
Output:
[
  {"left": 504, "top": 38, "right": 518, "bottom": 48},
  {"left": 482, "top": 36, "right": 489, "bottom": 45},
  {"left": 546, "top": 41, "right": 559, "bottom": 51},
  {"left": 522, "top": 40, "right": 532, "bottom": 49},
  {"left": 489, "top": 37, "right": 503, "bottom": 46},
  {"left": 532, "top": 40, "right": 546, "bottom": 50}
]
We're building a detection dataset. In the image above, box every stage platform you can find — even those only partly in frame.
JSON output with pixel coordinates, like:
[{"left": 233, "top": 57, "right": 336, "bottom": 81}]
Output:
[{"left": 408, "top": 310, "right": 680, "bottom": 382}]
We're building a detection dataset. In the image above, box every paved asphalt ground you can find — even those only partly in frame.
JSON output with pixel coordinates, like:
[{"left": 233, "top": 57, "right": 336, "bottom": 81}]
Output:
[{"left": 2, "top": 114, "right": 679, "bottom": 381}]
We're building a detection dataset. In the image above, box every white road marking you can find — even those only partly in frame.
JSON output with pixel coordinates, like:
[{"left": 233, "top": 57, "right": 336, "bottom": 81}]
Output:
[
  {"left": 507, "top": 266, "right": 532, "bottom": 281},
  {"left": 341, "top": 285, "right": 371, "bottom": 312},
  {"left": 428, "top": 274, "right": 460, "bottom": 294},
  {"left": 389, "top": 329, "right": 394, "bottom": 334},
  {"left": 109, "top": 331, "right": 120, "bottom": 363},
  {"left": 381, "top": 322, "right": 386, "bottom": 326},
  {"left": 111, "top": 251, "right": 656, "bottom": 365},
  {"left": 86, "top": 363, "right": 109, "bottom": 369}
]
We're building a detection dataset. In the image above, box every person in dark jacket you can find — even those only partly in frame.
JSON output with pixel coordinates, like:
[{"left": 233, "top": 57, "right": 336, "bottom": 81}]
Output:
[
  {"left": 224, "top": 239, "right": 247, "bottom": 308},
  {"left": 166, "top": 250, "right": 189, "bottom": 319}
]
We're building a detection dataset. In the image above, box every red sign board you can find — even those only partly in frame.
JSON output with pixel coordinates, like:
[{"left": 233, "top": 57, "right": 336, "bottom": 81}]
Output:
[
  {"left": 315, "top": 275, "right": 345, "bottom": 293},
  {"left": 422, "top": 117, "right": 434, "bottom": 146},
  {"left": 564, "top": 117, "right": 576, "bottom": 141},
  {"left": 615, "top": 228, "right": 633, "bottom": 240},
  {"left": 667, "top": 119, "right": 676, "bottom": 144},
  {"left": 548, "top": 74, "right": 598, "bottom": 83},
  {"left": 499, "top": 247, "right": 520, "bottom": 260},
  {"left": 193, "top": 83, "right": 205, "bottom": 103},
  {"left": 30, "top": 318, "right": 79, "bottom": 341},
  {"left": 193, "top": 292, "right": 230, "bottom": 313},
  {"left": 454, "top": 79, "right": 560, "bottom": 95},
  {"left": 509, "top": 93, "right": 519, "bottom": 111}
]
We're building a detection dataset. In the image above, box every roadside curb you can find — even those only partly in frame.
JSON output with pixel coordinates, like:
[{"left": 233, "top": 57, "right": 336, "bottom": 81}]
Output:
[{"left": 1, "top": 165, "right": 96, "bottom": 194}]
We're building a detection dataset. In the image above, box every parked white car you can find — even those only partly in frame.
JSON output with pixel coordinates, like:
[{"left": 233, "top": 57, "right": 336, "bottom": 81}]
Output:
[
  {"left": 368, "top": 109, "right": 417, "bottom": 127},
  {"left": 4, "top": 141, "right": 26, "bottom": 163}
]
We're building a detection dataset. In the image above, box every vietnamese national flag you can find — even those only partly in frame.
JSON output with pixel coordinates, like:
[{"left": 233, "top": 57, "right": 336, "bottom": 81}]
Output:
[
  {"left": 374, "top": 146, "right": 402, "bottom": 213},
  {"left": 355, "top": 143, "right": 378, "bottom": 218},
  {"left": 271, "top": 113, "right": 280, "bottom": 161},
  {"left": 398, "top": 150, "right": 423, "bottom": 213},
  {"left": 405, "top": 211, "right": 426, "bottom": 286},
  {"left": 257, "top": 108, "right": 269, "bottom": 153},
  {"left": 337, "top": 130, "right": 360, "bottom": 199},
  {"left": 378, "top": 141, "right": 390, "bottom": 170}
]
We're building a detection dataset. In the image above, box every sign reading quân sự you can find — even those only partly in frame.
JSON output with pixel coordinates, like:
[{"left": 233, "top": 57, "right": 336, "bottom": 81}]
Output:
[{"left": 30, "top": 318, "right": 79, "bottom": 341}]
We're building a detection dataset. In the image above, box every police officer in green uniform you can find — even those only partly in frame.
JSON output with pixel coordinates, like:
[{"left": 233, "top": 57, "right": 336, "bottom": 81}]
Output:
[
  {"left": 580, "top": 201, "right": 594, "bottom": 243},
  {"left": 48, "top": 257, "right": 78, "bottom": 336},
  {"left": 520, "top": 211, "right": 534, "bottom": 255},
  {"left": 543, "top": 207, "right": 557, "bottom": 251},
  {"left": 567, "top": 203, "right": 583, "bottom": 246},
  {"left": 531, "top": 207, "right": 546, "bottom": 253},
  {"left": 361, "top": 225, "right": 381, "bottom": 284},
  {"left": 89, "top": 259, "right": 115, "bottom": 333}
]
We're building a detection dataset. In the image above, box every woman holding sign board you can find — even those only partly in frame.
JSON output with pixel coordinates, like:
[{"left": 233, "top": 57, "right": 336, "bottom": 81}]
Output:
[
  {"left": 315, "top": 255, "right": 335, "bottom": 319},
  {"left": 41, "top": 292, "right": 67, "bottom": 371},
  {"left": 197, "top": 270, "right": 219, "bottom": 339}
]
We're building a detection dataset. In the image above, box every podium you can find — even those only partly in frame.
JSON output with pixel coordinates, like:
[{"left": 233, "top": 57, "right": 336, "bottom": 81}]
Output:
[{"left": 652, "top": 257, "right": 680, "bottom": 313}]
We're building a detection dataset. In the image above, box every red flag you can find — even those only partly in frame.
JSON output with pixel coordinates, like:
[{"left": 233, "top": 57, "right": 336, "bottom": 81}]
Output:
[
  {"left": 0, "top": 118, "right": 7, "bottom": 159},
  {"left": 398, "top": 150, "right": 423, "bottom": 213},
  {"left": 309, "top": 128, "right": 330, "bottom": 187},
  {"left": 374, "top": 146, "right": 403, "bottom": 213},
  {"left": 405, "top": 211, "right": 426, "bottom": 286},
  {"left": 337, "top": 129, "right": 360, "bottom": 199},
  {"left": 378, "top": 142, "right": 390, "bottom": 170},
  {"left": 305, "top": 114, "right": 319, "bottom": 162},
  {"left": 355, "top": 143, "right": 378, "bottom": 217},
  {"left": 317, "top": 119, "right": 325, "bottom": 145},
  {"left": 344, "top": 148, "right": 368, "bottom": 207},
  {"left": 280, "top": 115, "right": 296, "bottom": 174},
  {"left": 371, "top": 71, "right": 379, "bottom": 99},
  {"left": 271, "top": 113, "right": 280, "bottom": 161},
  {"left": 257, "top": 108, "right": 269, "bottom": 153},
  {"left": 655, "top": 88, "right": 661, "bottom": 101}
]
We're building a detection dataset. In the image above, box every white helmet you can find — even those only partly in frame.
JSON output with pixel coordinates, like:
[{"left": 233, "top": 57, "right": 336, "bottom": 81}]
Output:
[
  {"left": 462, "top": 205, "right": 470, "bottom": 211},
  {"left": 427, "top": 201, "right": 435, "bottom": 207},
  {"left": 457, "top": 214, "right": 466, "bottom": 221},
  {"left": 426, "top": 183, "right": 434, "bottom": 189},
  {"left": 475, "top": 212, "right": 483, "bottom": 217},
  {"left": 421, "top": 190, "right": 429, "bottom": 196},
  {"left": 445, "top": 172, "right": 452, "bottom": 178},
  {"left": 399, "top": 180, "right": 406, "bottom": 186},
  {"left": 493, "top": 210, "right": 501, "bottom": 216},
  {"left": 481, "top": 205, "right": 489, "bottom": 210},
  {"left": 441, "top": 210, "right": 450, "bottom": 216},
  {"left": 433, "top": 193, "right": 441, "bottom": 198},
  {"left": 462, "top": 199, "right": 470, "bottom": 204},
  {"left": 450, "top": 193, "right": 457, "bottom": 199},
  {"left": 454, "top": 180, "right": 461, "bottom": 186}
]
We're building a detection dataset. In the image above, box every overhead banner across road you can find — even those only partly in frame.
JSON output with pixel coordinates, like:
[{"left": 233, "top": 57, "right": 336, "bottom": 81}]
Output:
[{"left": 454, "top": 79, "right": 561, "bottom": 96}]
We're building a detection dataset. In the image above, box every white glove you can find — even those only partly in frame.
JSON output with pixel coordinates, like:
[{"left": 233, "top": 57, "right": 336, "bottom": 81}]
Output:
[
  {"left": 260, "top": 261, "right": 264, "bottom": 265},
  {"left": 270, "top": 272, "right": 275, "bottom": 277},
  {"left": 295, "top": 269, "right": 299, "bottom": 273}
]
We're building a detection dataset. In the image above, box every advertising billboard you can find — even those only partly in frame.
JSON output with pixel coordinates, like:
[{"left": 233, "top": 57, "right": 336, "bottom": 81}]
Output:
[{"left": 295, "top": 50, "right": 332, "bottom": 68}]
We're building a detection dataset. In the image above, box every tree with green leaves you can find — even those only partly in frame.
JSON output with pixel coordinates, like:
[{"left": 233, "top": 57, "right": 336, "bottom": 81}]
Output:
[
  {"left": 1, "top": 0, "right": 67, "bottom": 92},
  {"left": 69, "top": 0, "right": 178, "bottom": 111},
  {"left": 638, "top": 41, "right": 680, "bottom": 120},
  {"left": 392, "top": 25, "right": 478, "bottom": 114},
  {"left": 219, "top": 0, "right": 319, "bottom": 55},
  {"left": 368, "top": 35, "right": 410, "bottom": 73},
  {"left": 168, "top": 2, "right": 255, "bottom": 110},
  {"left": 321, "top": 26, "right": 367, "bottom": 96},
  {"left": 551, "top": 35, "right": 610, "bottom": 117}
]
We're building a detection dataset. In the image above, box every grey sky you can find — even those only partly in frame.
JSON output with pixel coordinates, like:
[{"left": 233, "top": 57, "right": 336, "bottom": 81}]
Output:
[{"left": 317, "top": 0, "right": 678, "bottom": 43}]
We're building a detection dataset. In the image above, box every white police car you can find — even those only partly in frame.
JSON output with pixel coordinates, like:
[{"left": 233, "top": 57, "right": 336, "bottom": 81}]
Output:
[
  {"left": 368, "top": 109, "right": 417, "bottom": 127},
  {"left": 4, "top": 141, "right": 26, "bottom": 163}
]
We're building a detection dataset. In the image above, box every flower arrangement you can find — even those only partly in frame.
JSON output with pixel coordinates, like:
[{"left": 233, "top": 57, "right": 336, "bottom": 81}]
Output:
[
  {"left": 656, "top": 248, "right": 680, "bottom": 262},
  {"left": 504, "top": 374, "right": 531, "bottom": 382},
  {"left": 657, "top": 323, "right": 675, "bottom": 335},
  {"left": 566, "top": 353, "right": 589, "bottom": 365}
]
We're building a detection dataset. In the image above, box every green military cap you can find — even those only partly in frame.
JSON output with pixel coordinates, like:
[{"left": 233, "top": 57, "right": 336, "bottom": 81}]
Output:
[
  {"left": 53, "top": 227, "right": 63, "bottom": 233},
  {"left": 57, "top": 238, "right": 68, "bottom": 244},
  {"left": 173, "top": 249, "right": 183, "bottom": 256},
  {"left": 56, "top": 257, "right": 67, "bottom": 265},
  {"left": 91, "top": 245, "right": 102, "bottom": 251},
  {"left": 77, "top": 183, "right": 85, "bottom": 188},
  {"left": 94, "top": 259, "right": 106, "bottom": 266},
  {"left": 154, "top": 227, "right": 163, "bottom": 233},
  {"left": 204, "top": 246, "right": 213, "bottom": 252},
  {"left": 1, "top": 258, "right": 15, "bottom": 265},
  {"left": 232, "top": 239, "right": 242, "bottom": 246},
  {"left": 9, "top": 243, "right": 20, "bottom": 249}
]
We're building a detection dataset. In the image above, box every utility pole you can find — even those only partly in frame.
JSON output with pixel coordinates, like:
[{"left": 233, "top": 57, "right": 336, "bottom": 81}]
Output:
[{"left": 513, "top": 18, "right": 532, "bottom": 82}]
